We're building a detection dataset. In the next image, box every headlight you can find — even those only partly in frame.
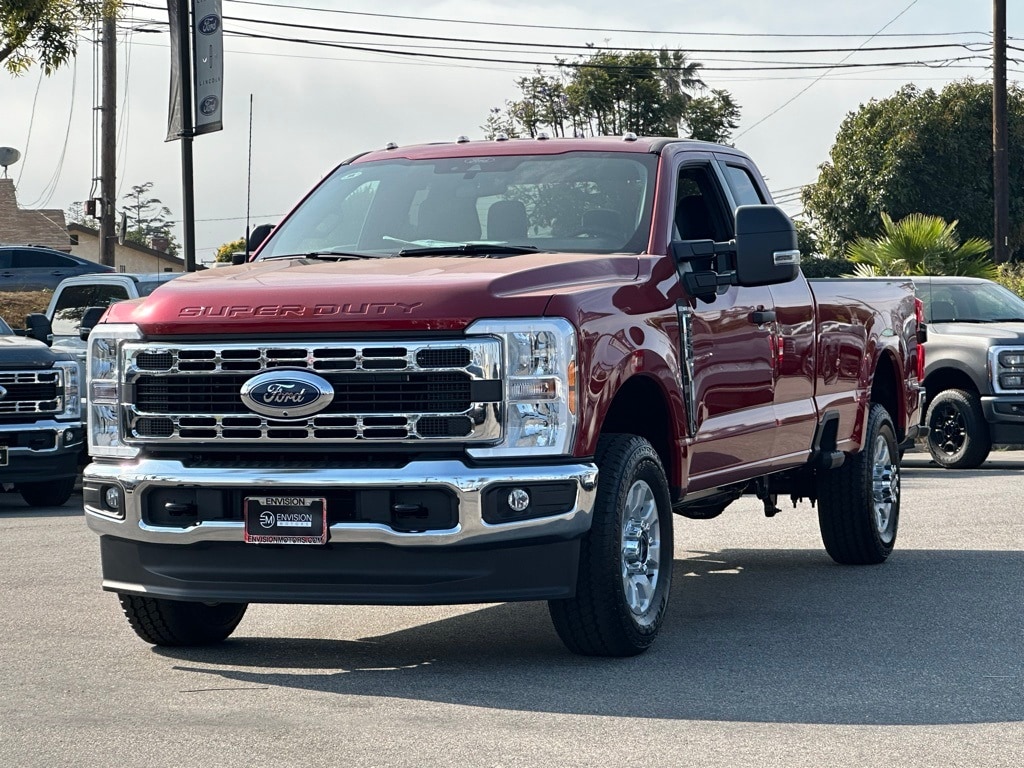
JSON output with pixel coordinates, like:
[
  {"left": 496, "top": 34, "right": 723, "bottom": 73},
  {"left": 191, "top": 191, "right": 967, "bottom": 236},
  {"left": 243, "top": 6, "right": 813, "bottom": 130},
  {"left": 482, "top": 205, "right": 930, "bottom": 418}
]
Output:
[
  {"left": 467, "top": 318, "right": 577, "bottom": 458},
  {"left": 54, "top": 361, "right": 81, "bottom": 420},
  {"left": 87, "top": 323, "right": 142, "bottom": 458}
]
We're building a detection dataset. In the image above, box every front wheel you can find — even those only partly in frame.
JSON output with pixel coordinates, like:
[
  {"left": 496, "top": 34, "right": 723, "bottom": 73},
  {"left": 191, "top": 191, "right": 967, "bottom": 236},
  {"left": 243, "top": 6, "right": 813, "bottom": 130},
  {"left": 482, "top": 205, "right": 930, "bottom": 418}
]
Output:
[
  {"left": 926, "top": 388, "right": 991, "bottom": 469},
  {"left": 118, "top": 594, "right": 248, "bottom": 646},
  {"left": 817, "top": 404, "right": 900, "bottom": 565},
  {"left": 548, "top": 434, "right": 673, "bottom": 657},
  {"left": 18, "top": 476, "right": 76, "bottom": 507}
]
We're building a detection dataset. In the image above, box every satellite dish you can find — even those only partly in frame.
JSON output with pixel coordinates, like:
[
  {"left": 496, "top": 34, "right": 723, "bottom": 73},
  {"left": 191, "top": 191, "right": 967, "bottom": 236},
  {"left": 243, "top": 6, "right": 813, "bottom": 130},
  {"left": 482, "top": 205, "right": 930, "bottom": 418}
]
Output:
[{"left": 0, "top": 147, "right": 20, "bottom": 177}]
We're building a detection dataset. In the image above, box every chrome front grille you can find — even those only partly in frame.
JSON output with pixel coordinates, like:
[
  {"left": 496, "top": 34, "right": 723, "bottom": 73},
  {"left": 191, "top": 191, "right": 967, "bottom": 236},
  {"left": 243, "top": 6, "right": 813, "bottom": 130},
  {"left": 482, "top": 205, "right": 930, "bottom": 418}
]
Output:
[
  {"left": 0, "top": 371, "right": 61, "bottom": 417},
  {"left": 122, "top": 340, "right": 503, "bottom": 444}
]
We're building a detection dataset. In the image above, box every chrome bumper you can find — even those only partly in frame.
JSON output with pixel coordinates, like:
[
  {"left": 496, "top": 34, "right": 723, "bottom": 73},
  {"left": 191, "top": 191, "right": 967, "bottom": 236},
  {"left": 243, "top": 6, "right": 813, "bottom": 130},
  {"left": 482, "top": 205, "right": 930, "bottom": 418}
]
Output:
[{"left": 83, "top": 457, "right": 599, "bottom": 546}]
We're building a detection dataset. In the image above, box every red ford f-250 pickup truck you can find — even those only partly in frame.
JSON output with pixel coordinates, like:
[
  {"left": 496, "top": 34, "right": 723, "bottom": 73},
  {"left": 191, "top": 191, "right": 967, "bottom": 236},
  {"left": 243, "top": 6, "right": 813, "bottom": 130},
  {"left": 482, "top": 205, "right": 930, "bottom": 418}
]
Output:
[{"left": 83, "top": 136, "right": 925, "bottom": 656}]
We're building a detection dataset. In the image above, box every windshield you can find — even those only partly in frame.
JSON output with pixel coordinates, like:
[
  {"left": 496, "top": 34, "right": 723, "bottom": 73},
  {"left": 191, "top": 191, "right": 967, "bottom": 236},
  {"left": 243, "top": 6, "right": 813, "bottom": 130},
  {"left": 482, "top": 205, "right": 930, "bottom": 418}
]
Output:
[
  {"left": 917, "top": 280, "right": 1024, "bottom": 322},
  {"left": 257, "top": 151, "right": 658, "bottom": 259},
  {"left": 0, "top": 317, "right": 12, "bottom": 336}
]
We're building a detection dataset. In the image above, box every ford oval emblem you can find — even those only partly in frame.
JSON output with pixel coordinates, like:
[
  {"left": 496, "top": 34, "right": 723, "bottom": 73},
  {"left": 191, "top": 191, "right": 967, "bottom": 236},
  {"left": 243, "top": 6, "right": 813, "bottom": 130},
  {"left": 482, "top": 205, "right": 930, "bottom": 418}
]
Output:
[
  {"left": 240, "top": 371, "right": 334, "bottom": 419},
  {"left": 198, "top": 14, "right": 220, "bottom": 35}
]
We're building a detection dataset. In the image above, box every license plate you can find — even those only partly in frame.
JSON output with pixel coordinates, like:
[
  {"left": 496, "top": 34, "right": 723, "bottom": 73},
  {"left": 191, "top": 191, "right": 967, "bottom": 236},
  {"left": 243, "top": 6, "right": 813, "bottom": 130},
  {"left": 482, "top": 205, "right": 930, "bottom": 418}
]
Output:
[
  {"left": 0, "top": 446, "right": 7, "bottom": 467},
  {"left": 244, "top": 496, "right": 327, "bottom": 544}
]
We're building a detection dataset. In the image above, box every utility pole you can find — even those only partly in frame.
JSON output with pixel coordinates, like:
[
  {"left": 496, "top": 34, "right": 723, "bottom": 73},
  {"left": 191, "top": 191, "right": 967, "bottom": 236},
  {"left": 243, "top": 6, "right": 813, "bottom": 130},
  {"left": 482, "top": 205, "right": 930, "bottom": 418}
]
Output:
[
  {"left": 175, "top": 0, "right": 197, "bottom": 272},
  {"left": 993, "top": 0, "right": 1009, "bottom": 264},
  {"left": 98, "top": 6, "right": 117, "bottom": 267}
]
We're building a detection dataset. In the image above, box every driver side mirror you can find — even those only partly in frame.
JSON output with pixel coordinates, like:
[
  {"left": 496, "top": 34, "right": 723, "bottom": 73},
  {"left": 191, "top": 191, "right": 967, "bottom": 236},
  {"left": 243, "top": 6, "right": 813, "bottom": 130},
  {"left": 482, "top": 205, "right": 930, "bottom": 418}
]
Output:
[
  {"left": 734, "top": 205, "right": 800, "bottom": 287},
  {"left": 24, "top": 313, "right": 53, "bottom": 346},
  {"left": 246, "top": 223, "right": 274, "bottom": 256},
  {"left": 78, "top": 306, "right": 107, "bottom": 341}
]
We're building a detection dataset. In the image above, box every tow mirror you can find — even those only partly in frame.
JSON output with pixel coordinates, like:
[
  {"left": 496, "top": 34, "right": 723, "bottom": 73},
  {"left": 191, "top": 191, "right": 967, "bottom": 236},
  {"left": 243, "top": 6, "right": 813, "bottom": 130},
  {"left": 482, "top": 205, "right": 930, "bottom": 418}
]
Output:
[
  {"left": 734, "top": 205, "right": 800, "bottom": 286},
  {"left": 24, "top": 313, "right": 53, "bottom": 346},
  {"left": 79, "top": 306, "right": 107, "bottom": 341},
  {"left": 246, "top": 223, "right": 274, "bottom": 256}
]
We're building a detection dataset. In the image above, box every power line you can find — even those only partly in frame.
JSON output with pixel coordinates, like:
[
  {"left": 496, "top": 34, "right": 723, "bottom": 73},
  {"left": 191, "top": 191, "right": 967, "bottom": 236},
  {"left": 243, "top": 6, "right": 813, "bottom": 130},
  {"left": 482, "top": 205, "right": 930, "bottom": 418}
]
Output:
[
  {"left": 735, "top": 0, "right": 922, "bottom": 140},
  {"left": 219, "top": 27, "right": 984, "bottom": 73},
  {"left": 221, "top": 0, "right": 987, "bottom": 40},
  {"left": 125, "top": 5, "right": 990, "bottom": 60}
]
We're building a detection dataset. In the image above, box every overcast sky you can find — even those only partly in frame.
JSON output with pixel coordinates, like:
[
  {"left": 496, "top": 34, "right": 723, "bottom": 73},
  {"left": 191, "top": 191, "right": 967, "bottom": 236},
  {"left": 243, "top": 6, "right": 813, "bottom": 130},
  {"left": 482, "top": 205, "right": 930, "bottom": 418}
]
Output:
[{"left": 1, "top": 0, "right": 1019, "bottom": 264}]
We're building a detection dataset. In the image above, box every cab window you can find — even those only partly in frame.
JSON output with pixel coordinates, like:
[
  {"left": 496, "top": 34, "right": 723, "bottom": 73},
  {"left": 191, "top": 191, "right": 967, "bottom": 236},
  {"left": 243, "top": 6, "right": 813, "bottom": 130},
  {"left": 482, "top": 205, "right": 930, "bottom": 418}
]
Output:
[{"left": 51, "top": 283, "right": 131, "bottom": 337}]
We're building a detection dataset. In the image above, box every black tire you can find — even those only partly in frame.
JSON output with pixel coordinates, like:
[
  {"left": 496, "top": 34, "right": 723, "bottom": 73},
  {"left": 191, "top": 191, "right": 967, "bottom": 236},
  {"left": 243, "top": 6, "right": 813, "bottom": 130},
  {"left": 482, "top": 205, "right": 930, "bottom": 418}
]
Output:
[
  {"left": 118, "top": 594, "right": 248, "bottom": 646},
  {"left": 18, "top": 476, "right": 76, "bottom": 507},
  {"left": 925, "top": 388, "right": 991, "bottom": 469},
  {"left": 548, "top": 434, "right": 673, "bottom": 657},
  {"left": 817, "top": 404, "right": 900, "bottom": 565}
]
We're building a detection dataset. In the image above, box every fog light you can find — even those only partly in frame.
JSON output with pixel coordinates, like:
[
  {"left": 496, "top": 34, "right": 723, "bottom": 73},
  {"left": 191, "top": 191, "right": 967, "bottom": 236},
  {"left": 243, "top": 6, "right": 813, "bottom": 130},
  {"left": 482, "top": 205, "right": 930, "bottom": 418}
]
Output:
[
  {"left": 104, "top": 486, "right": 122, "bottom": 511},
  {"left": 507, "top": 488, "right": 530, "bottom": 513},
  {"left": 63, "top": 429, "right": 75, "bottom": 445}
]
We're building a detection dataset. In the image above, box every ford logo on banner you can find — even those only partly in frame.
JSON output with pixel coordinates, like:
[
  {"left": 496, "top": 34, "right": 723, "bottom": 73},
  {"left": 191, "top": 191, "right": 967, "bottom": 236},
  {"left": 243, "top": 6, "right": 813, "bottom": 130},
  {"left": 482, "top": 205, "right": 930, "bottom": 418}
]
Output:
[
  {"left": 198, "top": 14, "right": 220, "bottom": 35},
  {"left": 240, "top": 371, "right": 335, "bottom": 419}
]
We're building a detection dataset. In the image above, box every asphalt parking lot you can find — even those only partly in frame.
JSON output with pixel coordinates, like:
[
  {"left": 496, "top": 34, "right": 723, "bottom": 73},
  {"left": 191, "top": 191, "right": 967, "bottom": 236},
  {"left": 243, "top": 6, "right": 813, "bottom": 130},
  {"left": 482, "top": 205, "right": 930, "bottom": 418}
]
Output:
[{"left": 1, "top": 452, "right": 1021, "bottom": 767}]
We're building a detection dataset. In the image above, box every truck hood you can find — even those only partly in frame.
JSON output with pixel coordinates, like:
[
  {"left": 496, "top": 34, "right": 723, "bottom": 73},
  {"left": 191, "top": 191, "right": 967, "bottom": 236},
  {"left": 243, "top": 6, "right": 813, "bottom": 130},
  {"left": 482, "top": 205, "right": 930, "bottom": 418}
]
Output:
[
  {"left": 929, "top": 320, "right": 1024, "bottom": 344},
  {"left": 0, "top": 335, "right": 64, "bottom": 369},
  {"left": 101, "top": 253, "right": 640, "bottom": 335}
]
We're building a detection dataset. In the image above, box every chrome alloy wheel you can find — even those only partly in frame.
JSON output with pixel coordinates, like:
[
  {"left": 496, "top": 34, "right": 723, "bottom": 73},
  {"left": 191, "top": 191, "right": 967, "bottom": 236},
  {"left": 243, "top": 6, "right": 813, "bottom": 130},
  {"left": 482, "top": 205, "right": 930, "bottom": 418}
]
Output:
[
  {"left": 871, "top": 433, "right": 899, "bottom": 544},
  {"left": 620, "top": 479, "right": 662, "bottom": 618}
]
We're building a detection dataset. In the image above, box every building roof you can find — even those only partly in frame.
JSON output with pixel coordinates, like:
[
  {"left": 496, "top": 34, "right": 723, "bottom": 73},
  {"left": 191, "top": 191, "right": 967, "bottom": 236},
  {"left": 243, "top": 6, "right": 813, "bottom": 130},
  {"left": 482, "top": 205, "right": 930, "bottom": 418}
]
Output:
[
  {"left": 0, "top": 178, "right": 70, "bottom": 250},
  {"left": 68, "top": 222, "right": 185, "bottom": 265}
]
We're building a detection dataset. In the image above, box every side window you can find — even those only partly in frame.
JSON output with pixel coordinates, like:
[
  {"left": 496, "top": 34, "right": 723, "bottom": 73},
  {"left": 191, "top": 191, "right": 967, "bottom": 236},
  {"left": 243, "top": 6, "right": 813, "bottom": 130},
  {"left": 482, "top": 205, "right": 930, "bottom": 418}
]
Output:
[
  {"left": 673, "top": 164, "right": 731, "bottom": 242},
  {"left": 722, "top": 164, "right": 765, "bottom": 208},
  {"left": 0, "top": 250, "right": 11, "bottom": 268},
  {"left": 14, "top": 250, "right": 74, "bottom": 268},
  {"left": 51, "top": 284, "right": 130, "bottom": 337}
]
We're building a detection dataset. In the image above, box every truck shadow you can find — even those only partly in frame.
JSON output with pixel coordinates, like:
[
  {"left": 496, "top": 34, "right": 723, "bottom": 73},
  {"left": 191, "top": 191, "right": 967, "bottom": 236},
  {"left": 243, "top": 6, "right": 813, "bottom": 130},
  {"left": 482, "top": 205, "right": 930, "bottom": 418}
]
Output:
[
  {"left": 902, "top": 453, "right": 1024, "bottom": 472},
  {"left": 161, "top": 548, "right": 1024, "bottom": 726}
]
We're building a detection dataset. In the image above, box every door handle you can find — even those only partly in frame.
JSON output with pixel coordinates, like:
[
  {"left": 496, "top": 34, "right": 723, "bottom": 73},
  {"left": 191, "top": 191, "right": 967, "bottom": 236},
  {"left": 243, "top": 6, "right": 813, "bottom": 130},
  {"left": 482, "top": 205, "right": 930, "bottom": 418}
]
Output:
[{"left": 749, "top": 310, "right": 776, "bottom": 325}]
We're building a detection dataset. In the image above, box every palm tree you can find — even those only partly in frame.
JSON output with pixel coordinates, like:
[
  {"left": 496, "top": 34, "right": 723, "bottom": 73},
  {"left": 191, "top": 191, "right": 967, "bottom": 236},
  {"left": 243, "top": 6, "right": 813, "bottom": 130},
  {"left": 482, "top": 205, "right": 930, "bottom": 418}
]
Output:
[
  {"left": 657, "top": 48, "right": 705, "bottom": 134},
  {"left": 845, "top": 213, "right": 996, "bottom": 279}
]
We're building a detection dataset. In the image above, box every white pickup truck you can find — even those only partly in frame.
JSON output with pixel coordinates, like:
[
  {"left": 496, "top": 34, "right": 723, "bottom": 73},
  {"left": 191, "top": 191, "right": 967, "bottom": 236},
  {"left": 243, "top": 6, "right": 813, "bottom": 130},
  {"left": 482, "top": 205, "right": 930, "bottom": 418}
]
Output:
[{"left": 29, "top": 272, "right": 184, "bottom": 356}]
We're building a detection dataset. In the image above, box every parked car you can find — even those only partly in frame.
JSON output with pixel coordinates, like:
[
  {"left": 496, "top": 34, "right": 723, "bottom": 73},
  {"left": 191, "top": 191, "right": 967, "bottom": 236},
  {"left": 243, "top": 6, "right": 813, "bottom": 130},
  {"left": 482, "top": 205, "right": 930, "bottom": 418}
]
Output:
[
  {"left": 0, "top": 245, "right": 115, "bottom": 291},
  {"left": 916, "top": 276, "right": 1024, "bottom": 468}
]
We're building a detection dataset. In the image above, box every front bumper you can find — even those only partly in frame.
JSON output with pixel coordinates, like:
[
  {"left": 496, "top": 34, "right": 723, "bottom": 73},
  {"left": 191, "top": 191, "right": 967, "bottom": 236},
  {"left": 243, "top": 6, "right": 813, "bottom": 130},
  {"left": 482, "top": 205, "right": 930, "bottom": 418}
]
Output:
[
  {"left": 83, "top": 457, "right": 598, "bottom": 604},
  {"left": 982, "top": 394, "right": 1024, "bottom": 443},
  {"left": 0, "top": 421, "right": 84, "bottom": 483}
]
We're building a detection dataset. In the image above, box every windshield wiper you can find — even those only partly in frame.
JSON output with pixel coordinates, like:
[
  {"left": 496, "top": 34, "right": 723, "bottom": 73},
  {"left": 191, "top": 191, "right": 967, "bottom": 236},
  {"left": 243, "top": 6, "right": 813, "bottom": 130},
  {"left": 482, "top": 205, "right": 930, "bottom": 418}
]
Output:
[
  {"left": 396, "top": 244, "right": 541, "bottom": 257},
  {"left": 262, "top": 250, "right": 387, "bottom": 261}
]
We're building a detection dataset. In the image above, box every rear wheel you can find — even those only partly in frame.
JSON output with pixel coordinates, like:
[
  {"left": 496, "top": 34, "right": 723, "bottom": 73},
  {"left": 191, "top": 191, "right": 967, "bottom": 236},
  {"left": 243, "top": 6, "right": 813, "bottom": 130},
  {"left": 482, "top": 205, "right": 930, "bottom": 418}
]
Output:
[
  {"left": 926, "top": 388, "right": 991, "bottom": 469},
  {"left": 18, "top": 476, "right": 76, "bottom": 507},
  {"left": 118, "top": 594, "right": 248, "bottom": 646},
  {"left": 548, "top": 434, "right": 673, "bottom": 657},
  {"left": 817, "top": 404, "right": 900, "bottom": 565}
]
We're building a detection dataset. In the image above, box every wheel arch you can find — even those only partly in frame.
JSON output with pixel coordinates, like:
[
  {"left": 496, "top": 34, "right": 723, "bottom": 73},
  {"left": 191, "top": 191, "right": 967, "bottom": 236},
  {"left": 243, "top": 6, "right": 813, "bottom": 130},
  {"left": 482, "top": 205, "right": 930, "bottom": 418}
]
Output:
[
  {"left": 869, "top": 348, "right": 904, "bottom": 441},
  {"left": 597, "top": 374, "right": 678, "bottom": 493},
  {"left": 923, "top": 365, "right": 980, "bottom": 406}
]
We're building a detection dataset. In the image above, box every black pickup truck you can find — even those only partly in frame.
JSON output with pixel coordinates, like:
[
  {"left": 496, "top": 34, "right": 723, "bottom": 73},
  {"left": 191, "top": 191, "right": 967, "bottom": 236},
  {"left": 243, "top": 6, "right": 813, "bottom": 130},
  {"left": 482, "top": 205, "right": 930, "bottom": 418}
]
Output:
[
  {"left": 0, "top": 316, "right": 83, "bottom": 506},
  {"left": 917, "top": 276, "right": 1024, "bottom": 468}
]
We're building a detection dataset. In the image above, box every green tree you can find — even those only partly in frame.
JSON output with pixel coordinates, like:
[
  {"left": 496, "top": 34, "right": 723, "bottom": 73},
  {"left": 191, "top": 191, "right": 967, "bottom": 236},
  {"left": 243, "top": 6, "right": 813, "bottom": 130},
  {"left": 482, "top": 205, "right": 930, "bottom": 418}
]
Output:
[
  {"left": 122, "top": 181, "right": 178, "bottom": 256},
  {"left": 803, "top": 79, "right": 1024, "bottom": 259},
  {"left": 214, "top": 237, "right": 245, "bottom": 263},
  {"left": 845, "top": 212, "right": 996, "bottom": 279},
  {"left": 683, "top": 89, "right": 741, "bottom": 144},
  {"left": 1, "top": 0, "right": 111, "bottom": 75},
  {"left": 482, "top": 48, "right": 735, "bottom": 141}
]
